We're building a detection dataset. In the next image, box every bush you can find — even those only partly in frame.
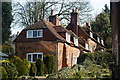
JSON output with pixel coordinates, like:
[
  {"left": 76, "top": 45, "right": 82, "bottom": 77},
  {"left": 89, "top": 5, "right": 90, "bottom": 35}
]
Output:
[
  {"left": 2, "top": 60, "right": 18, "bottom": 79},
  {"left": 48, "top": 65, "right": 78, "bottom": 78},
  {"left": 36, "top": 59, "right": 44, "bottom": 76},
  {"left": 10, "top": 56, "right": 30, "bottom": 76},
  {"left": 43, "top": 55, "right": 56, "bottom": 74},
  {"left": 1, "top": 44, "right": 14, "bottom": 53},
  {"left": 29, "top": 63, "right": 37, "bottom": 76},
  {"left": 0, "top": 66, "right": 8, "bottom": 79}
]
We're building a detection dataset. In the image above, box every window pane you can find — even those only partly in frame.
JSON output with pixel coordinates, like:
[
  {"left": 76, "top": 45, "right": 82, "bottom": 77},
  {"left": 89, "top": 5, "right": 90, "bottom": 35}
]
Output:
[
  {"left": 38, "top": 30, "right": 42, "bottom": 37},
  {"left": 27, "top": 31, "right": 32, "bottom": 38},
  {"left": 33, "top": 54, "right": 37, "bottom": 62},
  {"left": 38, "top": 54, "right": 42, "bottom": 59},
  {"left": 33, "top": 31, "right": 37, "bottom": 37},
  {"left": 28, "top": 54, "right": 31, "bottom": 61}
]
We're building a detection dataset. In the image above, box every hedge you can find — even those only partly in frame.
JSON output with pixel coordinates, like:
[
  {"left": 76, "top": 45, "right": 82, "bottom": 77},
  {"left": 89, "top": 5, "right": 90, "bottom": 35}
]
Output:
[
  {"left": 43, "top": 55, "right": 56, "bottom": 74},
  {"left": 0, "top": 66, "right": 8, "bottom": 79},
  {"left": 36, "top": 59, "right": 44, "bottom": 76},
  {"left": 2, "top": 60, "right": 18, "bottom": 79},
  {"left": 10, "top": 56, "right": 30, "bottom": 76},
  {"left": 29, "top": 63, "right": 37, "bottom": 76}
]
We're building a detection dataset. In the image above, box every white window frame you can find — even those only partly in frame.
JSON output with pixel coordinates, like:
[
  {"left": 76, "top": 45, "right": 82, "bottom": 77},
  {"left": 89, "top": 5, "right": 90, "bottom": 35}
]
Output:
[
  {"left": 72, "top": 54, "right": 77, "bottom": 66},
  {"left": 26, "top": 53, "right": 43, "bottom": 63},
  {"left": 101, "top": 39, "right": 104, "bottom": 45},
  {"left": 97, "top": 37, "right": 100, "bottom": 43},
  {"left": 85, "top": 43, "right": 89, "bottom": 50},
  {"left": 90, "top": 32, "right": 93, "bottom": 38},
  {"left": 27, "top": 29, "right": 43, "bottom": 38},
  {"left": 74, "top": 37, "right": 78, "bottom": 46},
  {"left": 66, "top": 32, "right": 71, "bottom": 42}
]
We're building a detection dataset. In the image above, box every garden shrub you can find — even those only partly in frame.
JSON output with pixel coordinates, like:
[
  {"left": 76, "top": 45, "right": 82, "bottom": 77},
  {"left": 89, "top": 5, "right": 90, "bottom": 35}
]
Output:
[
  {"left": 1, "top": 44, "right": 14, "bottom": 53},
  {"left": 36, "top": 59, "right": 44, "bottom": 76},
  {"left": 43, "top": 55, "right": 56, "bottom": 74},
  {"left": 48, "top": 65, "right": 78, "bottom": 78},
  {"left": 2, "top": 60, "right": 18, "bottom": 79},
  {"left": 29, "top": 63, "right": 37, "bottom": 76},
  {"left": 10, "top": 56, "right": 30, "bottom": 76},
  {"left": 23, "top": 59, "right": 31, "bottom": 74},
  {"left": 0, "top": 66, "right": 8, "bottom": 79}
]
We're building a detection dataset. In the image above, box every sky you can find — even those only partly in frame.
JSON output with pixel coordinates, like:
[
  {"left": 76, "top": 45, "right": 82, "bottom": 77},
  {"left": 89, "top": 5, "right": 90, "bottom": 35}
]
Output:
[
  {"left": 11, "top": 0, "right": 110, "bottom": 35},
  {"left": 90, "top": 0, "right": 110, "bottom": 17}
]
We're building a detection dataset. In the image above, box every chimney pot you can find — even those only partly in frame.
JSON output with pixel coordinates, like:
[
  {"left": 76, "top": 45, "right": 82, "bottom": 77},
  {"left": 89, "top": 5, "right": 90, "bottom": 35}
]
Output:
[
  {"left": 75, "top": 8, "right": 78, "bottom": 13},
  {"left": 86, "top": 22, "right": 91, "bottom": 29},
  {"left": 86, "top": 22, "right": 90, "bottom": 26},
  {"left": 51, "top": 9, "right": 53, "bottom": 15}
]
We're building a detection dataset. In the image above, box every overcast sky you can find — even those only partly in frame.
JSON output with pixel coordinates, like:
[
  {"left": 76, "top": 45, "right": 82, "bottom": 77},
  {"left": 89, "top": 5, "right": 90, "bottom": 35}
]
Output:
[{"left": 11, "top": 0, "right": 110, "bottom": 35}]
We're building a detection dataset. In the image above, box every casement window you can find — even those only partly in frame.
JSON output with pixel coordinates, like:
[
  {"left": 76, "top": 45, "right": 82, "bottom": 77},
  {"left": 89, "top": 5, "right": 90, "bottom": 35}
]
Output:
[
  {"left": 26, "top": 53, "right": 43, "bottom": 62},
  {"left": 97, "top": 37, "right": 100, "bottom": 43},
  {"left": 72, "top": 54, "right": 77, "bottom": 66},
  {"left": 66, "top": 32, "right": 71, "bottom": 42},
  {"left": 101, "top": 39, "right": 104, "bottom": 45},
  {"left": 27, "top": 29, "right": 43, "bottom": 38},
  {"left": 90, "top": 32, "right": 93, "bottom": 38},
  {"left": 85, "top": 43, "right": 89, "bottom": 50},
  {"left": 74, "top": 37, "right": 78, "bottom": 46},
  {"left": 90, "top": 47, "right": 93, "bottom": 52}
]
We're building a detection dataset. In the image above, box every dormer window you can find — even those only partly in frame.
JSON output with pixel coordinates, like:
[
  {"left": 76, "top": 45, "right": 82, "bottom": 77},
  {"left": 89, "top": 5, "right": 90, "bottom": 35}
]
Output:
[
  {"left": 66, "top": 32, "right": 71, "bottom": 42},
  {"left": 27, "top": 29, "right": 43, "bottom": 38},
  {"left": 74, "top": 37, "right": 78, "bottom": 46},
  {"left": 97, "top": 37, "right": 100, "bottom": 43},
  {"left": 101, "top": 39, "right": 104, "bottom": 45},
  {"left": 90, "top": 32, "right": 93, "bottom": 38}
]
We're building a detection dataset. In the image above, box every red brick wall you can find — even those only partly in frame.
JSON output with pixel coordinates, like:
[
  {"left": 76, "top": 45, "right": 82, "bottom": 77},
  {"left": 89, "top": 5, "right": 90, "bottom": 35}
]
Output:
[
  {"left": 15, "top": 41, "right": 57, "bottom": 59},
  {"left": 87, "top": 38, "right": 97, "bottom": 52},
  {"left": 57, "top": 42, "right": 80, "bottom": 71}
]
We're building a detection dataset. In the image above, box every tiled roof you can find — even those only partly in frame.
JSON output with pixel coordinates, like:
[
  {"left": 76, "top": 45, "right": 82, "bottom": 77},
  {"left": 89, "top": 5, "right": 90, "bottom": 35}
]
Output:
[
  {"left": 14, "top": 19, "right": 90, "bottom": 52},
  {"left": 41, "top": 19, "right": 66, "bottom": 42}
]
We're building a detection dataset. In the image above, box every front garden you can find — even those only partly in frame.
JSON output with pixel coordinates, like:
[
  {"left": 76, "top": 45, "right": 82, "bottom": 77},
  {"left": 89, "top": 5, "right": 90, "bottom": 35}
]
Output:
[
  {"left": 1, "top": 55, "right": 56, "bottom": 80},
  {"left": 1, "top": 51, "right": 113, "bottom": 79}
]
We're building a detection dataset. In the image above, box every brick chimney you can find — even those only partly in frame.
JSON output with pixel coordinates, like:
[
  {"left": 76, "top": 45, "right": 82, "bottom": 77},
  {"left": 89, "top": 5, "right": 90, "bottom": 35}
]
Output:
[
  {"left": 86, "top": 22, "right": 91, "bottom": 30},
  {"left": 70, "top": 8, "right": 78, "bottom": 35},
  {"left": 49, "top": 9, "right": 59, "bottom": 25}
]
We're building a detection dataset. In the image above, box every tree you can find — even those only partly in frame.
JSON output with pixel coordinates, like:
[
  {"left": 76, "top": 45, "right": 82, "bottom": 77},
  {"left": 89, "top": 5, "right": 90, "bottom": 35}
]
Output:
[
  {"left": 12, "top": 0, "right": 92, "bottom": 28},
  {"left": 2, "top": 2, "right": 13, "bottom": 44},
  {"left": 91, "top": 4, "right": 111, "bottom": 48}
]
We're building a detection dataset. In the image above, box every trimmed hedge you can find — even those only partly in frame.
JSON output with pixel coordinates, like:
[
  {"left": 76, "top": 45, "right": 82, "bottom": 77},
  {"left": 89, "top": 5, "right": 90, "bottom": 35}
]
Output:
[
  {"left": 2, "top": 60, "right": 18, "bottom": 79},
  {"left": 36, "top": 59, "right": 44, "bottom": 76},
  {"left": 43, "top": 55, "right": 56, "bottom": 74},
  {"left": 0, "top": 66, "right": 8, "bottom": 79},
  {"left": 29, "top": 63, "right": 37, "bottom": 76},
  {"left": 10, "top": 56, "right": 30, "bottom": 76}
]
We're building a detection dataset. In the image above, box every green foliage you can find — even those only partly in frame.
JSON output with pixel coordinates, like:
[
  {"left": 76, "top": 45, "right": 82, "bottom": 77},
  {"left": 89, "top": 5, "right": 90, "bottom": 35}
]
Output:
[
  {"left": 43, "top": 55, "right": 56, "bottom": 74},
  {"left": 2, "top": 2, "right": 13, "bottom": 43},
  {"left": 0, "top": 44, "right": 14, "bottom": 53},
  {"left": 0, "top": 66, "right": 8, "bottom": 79},
  {"left": 10, "top": 56, "right": 30, "bottom": 76},
  {"left": 2, "top": 60, "right": 18, "bottom": 79},
  {"left": 91, "top": 4, "right": 111, "bottom": 48},
  {"left": 48, "top": 51, "right": 112, "bottom": 78},
  {"left": 29, "top": 63, "right": 37, "bottom": 76},
  {"left": 36, "top": 59, "right": 44, "bottom": 76},
  {"left": 79, "top": 51, "right": 113, "bottom": 68}
]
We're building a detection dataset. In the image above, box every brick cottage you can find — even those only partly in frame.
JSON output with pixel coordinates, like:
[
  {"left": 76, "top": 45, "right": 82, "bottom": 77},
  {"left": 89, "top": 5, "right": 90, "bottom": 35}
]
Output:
[{"left": 14, "top": 8, "right": 105, "bottom": 71}]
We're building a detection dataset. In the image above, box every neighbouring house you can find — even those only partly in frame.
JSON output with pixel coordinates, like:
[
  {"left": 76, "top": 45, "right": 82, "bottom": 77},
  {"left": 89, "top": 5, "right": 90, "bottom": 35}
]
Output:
[{"left": 14, "top": 8, "right": 105, "bottom": 71}]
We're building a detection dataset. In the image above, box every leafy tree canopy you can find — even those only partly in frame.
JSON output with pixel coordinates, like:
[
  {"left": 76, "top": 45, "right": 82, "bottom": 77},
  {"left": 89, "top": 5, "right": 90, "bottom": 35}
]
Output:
[
  {"left": 2, "top": 2, "right": 13, "bottom": 44},
  {"left": 91, "top": 4, "right": 111, "bottom": 48}
]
